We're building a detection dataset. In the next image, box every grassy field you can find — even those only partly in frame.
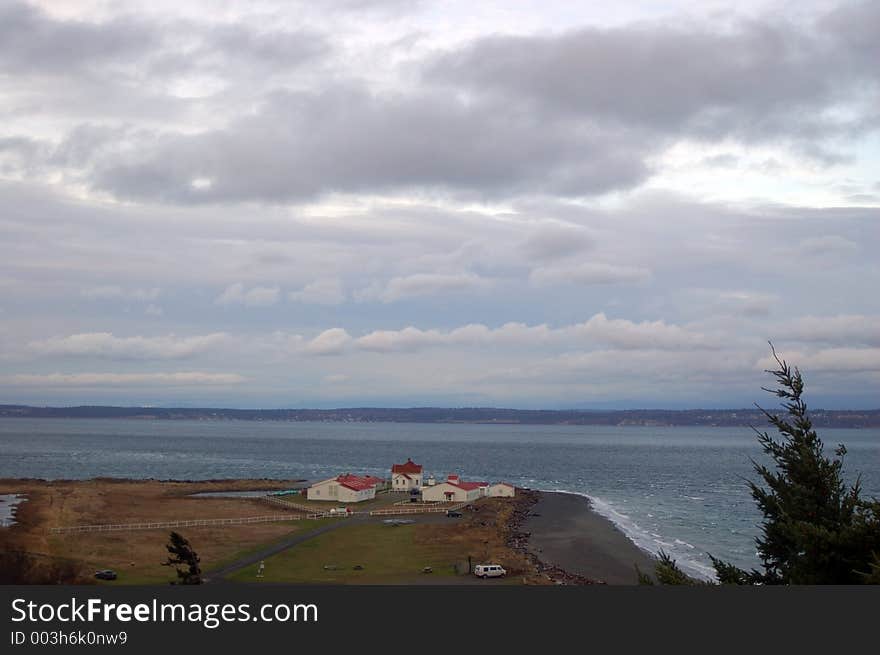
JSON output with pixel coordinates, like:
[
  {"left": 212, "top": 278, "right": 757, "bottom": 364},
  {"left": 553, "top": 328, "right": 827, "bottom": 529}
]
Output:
[
  {"left": 0, "top": 478, "right": 310, "bottom": 584},
  {"left": 228, "top": 523, "right": 470, "bottom": 584}
]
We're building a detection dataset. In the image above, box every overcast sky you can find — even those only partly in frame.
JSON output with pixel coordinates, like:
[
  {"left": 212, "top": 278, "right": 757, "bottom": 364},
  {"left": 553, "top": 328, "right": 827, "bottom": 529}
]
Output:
[{"left": 0, "top": 0, "right": 878, "bottom": 409}]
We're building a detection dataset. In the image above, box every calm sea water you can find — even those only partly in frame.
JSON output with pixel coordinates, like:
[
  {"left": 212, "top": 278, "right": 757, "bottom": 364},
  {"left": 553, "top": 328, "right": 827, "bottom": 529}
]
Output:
[{"left": 2, "top": 418, "right": 878, "bottom": 580}]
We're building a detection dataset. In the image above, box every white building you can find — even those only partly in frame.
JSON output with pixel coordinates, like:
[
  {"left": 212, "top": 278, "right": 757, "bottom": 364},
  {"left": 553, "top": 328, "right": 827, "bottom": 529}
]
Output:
[
  {"left": 487, "top": 483, "right": 516, "bottom": 498},
  {"left": 390, "top": 458, "right": 423, "bottom": 491},
  {"left": 306, "top": 474, "right": 384, "bottom": 503},
  {"left": 421, "top": 474, "right": 488, "bottom": 503}
]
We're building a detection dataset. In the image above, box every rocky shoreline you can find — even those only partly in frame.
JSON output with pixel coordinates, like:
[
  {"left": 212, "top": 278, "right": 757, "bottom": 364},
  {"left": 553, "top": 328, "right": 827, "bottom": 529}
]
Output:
[
  {"left": 506, "top": 489, "right": 600, "bottom": 585},
  {"left": 507, "top": 489, "right": 658, "bottom": 585}
]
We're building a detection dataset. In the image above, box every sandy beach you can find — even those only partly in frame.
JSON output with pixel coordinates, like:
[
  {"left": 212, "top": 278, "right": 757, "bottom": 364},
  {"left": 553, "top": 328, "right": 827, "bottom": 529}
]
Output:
[{"left": 524, "top": 491, "right": 657, "bottom": 584}]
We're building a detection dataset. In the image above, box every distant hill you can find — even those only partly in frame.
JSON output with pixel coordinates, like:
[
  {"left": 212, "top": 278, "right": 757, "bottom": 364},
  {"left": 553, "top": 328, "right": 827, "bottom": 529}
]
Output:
[{"left": 1, "top": 405, "right": 878, "bottom": 428}]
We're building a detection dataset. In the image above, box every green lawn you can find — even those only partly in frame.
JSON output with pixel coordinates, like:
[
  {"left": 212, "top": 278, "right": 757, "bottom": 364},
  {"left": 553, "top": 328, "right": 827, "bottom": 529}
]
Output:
[
  {"left": 228, "top": 523, "right": 466, "bottom": 584},
  {"left": 203, "top": 519, "right": 325, "bottom": 573}
]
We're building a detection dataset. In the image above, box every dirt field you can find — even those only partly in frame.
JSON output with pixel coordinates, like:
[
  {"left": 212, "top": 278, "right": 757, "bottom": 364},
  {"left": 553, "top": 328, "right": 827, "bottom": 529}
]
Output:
[{"left": 0, "top": 478, "right": 309, "bottom": 584}]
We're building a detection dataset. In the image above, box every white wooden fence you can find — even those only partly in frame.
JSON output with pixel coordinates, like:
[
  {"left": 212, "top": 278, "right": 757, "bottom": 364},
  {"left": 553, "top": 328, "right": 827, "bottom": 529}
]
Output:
[
  {"left": 48, "top": 498, "right": 470, "bottom": 534},
  {"left": 369, "top": 501, "right": 468, "bottom": 516},
  {"left": 48, "top": 510, "right": 356, "bottom": 535},
  {"left": 49, "top": 514, "right": 308, "bottom": 535},
  {"left": 262, "top": 496, "right": 316, "bottom": 512}
]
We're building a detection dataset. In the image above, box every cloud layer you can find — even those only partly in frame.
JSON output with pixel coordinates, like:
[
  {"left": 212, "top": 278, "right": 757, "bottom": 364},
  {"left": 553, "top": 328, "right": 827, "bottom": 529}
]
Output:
[{"left": 0, "top": 0, "right": 877, "bottom": 407}]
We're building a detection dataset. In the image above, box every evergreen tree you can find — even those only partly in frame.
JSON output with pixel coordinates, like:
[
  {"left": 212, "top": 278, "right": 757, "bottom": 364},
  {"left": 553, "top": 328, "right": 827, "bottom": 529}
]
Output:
[
  {"left": 163, "top": 531, "right": 202, "bottom": 585},
  {"left": 637, "top": 550, "right": 703, "bottom": 585},
  {"left": 711, "top": 344, "right": 880, "bottom": 584}
]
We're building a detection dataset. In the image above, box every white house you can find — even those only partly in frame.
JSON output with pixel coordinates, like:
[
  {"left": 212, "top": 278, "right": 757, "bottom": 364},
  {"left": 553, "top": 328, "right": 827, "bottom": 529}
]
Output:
[
  {"left": 487, "top": 483, "right": 516, "bottom": 498},
  {"left": 306, "top": 474, "right": 384, "bottom": 503},
  {"left": 421, "top": 474, "right": 488, "bottom": 503},
  {"left": 390, "top": 458, "right": 423, "bottom": 491}
]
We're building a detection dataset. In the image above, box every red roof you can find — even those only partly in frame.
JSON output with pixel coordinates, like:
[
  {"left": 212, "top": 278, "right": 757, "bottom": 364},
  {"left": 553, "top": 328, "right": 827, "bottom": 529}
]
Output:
[
  {"left": 453, "top": 481, "right": 487, "bottom": 491},
  {"left": 336, "top": 474, "right": 381, "bottom": 491},
  {"left": 392, "top": 458, "right": 422, "bottom": 474}
]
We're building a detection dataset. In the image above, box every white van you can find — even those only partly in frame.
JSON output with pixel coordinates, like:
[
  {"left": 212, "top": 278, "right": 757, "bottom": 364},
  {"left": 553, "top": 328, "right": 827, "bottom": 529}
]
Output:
[{"left": 474, "top": 564, "right": 506, "bottom": 578}]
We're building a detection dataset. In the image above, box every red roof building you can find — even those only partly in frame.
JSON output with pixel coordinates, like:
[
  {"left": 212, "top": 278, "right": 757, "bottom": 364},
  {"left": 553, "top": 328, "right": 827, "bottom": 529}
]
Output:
[
  {"left": 391, "top": 458, "right": 423, "bottom": 491},
  {"left": 307, "top": 473, "right": 384, "bottom": 502},
  {"left": 391, "top": 458, "right": 423, "bottom": 474},
  {"left": 421, "top": 474, "right": 489, "bottom": 502},
  {"left": 336, "top": 474, "right": 382, "bottom": 491}
]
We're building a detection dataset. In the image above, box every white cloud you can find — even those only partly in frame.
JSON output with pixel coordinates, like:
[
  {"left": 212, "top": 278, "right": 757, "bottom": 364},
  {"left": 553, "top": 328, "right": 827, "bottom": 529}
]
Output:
[
  {"left": 27, "top": 332, "right": 229, "bottom": 360},
  {"left": 356, "top": 272, "right": 491, "bottom": 303},
  {"left": 288, "top": 278, "right": 345, "bottom": 305},
  {"left": 757, "top": 348, "right": 880, "bottom": 373},
  {"left": 303, "top": 328, "right": 351, "bottom": 356},
  {"left": 717, "top": 291, "right": 777, "bottom": 317},
  {"left": 353, "top": 314, "right": 710, "bottom": 353},
  {"left": 787, "top": 315, "right": 880, "bottom": 347},
  {"left": 215, "top": 283, "right": 280, "bottom": 307},
  {"left": 566, "top": 313, "right": 715, "bottom": 350}
]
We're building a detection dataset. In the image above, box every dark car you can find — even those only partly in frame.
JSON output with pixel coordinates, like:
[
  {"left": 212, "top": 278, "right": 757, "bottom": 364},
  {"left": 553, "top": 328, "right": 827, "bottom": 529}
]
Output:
[
  {"left": 446, "top": 510, "right": 462, "bottom": 518},
  {"left": 94, "top": 569, "right": 117, "bottom": 581}
]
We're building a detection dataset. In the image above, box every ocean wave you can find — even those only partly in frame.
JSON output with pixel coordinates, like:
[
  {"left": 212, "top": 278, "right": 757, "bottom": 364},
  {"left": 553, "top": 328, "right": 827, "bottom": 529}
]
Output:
[{"left": 547, "top": 488, "right": 718, "bottom": 582}]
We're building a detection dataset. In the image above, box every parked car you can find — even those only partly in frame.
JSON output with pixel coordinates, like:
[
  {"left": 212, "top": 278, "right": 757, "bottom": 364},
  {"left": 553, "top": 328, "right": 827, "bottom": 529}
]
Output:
[
  {"left": 446, "top": 510, "right": 462, "bottom": 518},
  {"left": 474, "top": 564, "right": 506, "bottom": 578},
  {"left": 94, "top": 569, "right": 117, "bottom": 580}
]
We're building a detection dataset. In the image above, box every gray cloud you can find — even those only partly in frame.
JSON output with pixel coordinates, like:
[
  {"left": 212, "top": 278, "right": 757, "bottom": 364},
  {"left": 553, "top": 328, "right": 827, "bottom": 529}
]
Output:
[
  {"left": 7, "top": 2, "right": 877, "bottom": 207},
  {"left": 529, "top": 262, "right": 651, "bottom": 287},
  {"left": 0, "top": 2, "right": 328, "bottom": 77},
  {"left": 0, "top": 2, "right": 159, "bottom": 74},
  {"left": 787, "top": 315, "right": 880, "bottom": 347},
  {"left": 520, "top": 224, "right": 594, "bottom": 261},
  {"left": 5, "top": 371, "right": 246, "bottom": 386},
  {"left": 81, "top": 286, "right": 160, "bottom": 302},
  {"left": 87, "top": 86, "right": 653, "bottom": 203},
  {"left": 426, "top": 5, "right": 879, "bottom": 142},
  {"left": 0, "top": 1, "right": 878, "bottom": 407}
]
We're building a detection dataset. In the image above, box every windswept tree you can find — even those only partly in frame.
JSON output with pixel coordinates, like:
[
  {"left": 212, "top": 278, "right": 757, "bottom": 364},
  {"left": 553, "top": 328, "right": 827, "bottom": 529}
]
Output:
[
  {"left": 163, "top": 531, "right": 202, "bottom": 585},
  {"left": 710, "top": 344, "right": 880, "bottom": 584}
]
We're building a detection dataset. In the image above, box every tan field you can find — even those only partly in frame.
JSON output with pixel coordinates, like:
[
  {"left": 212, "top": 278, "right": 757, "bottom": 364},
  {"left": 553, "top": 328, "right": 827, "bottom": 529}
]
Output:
[{"left": 0, "top": 478, "right": 311, "bottom": 584}]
